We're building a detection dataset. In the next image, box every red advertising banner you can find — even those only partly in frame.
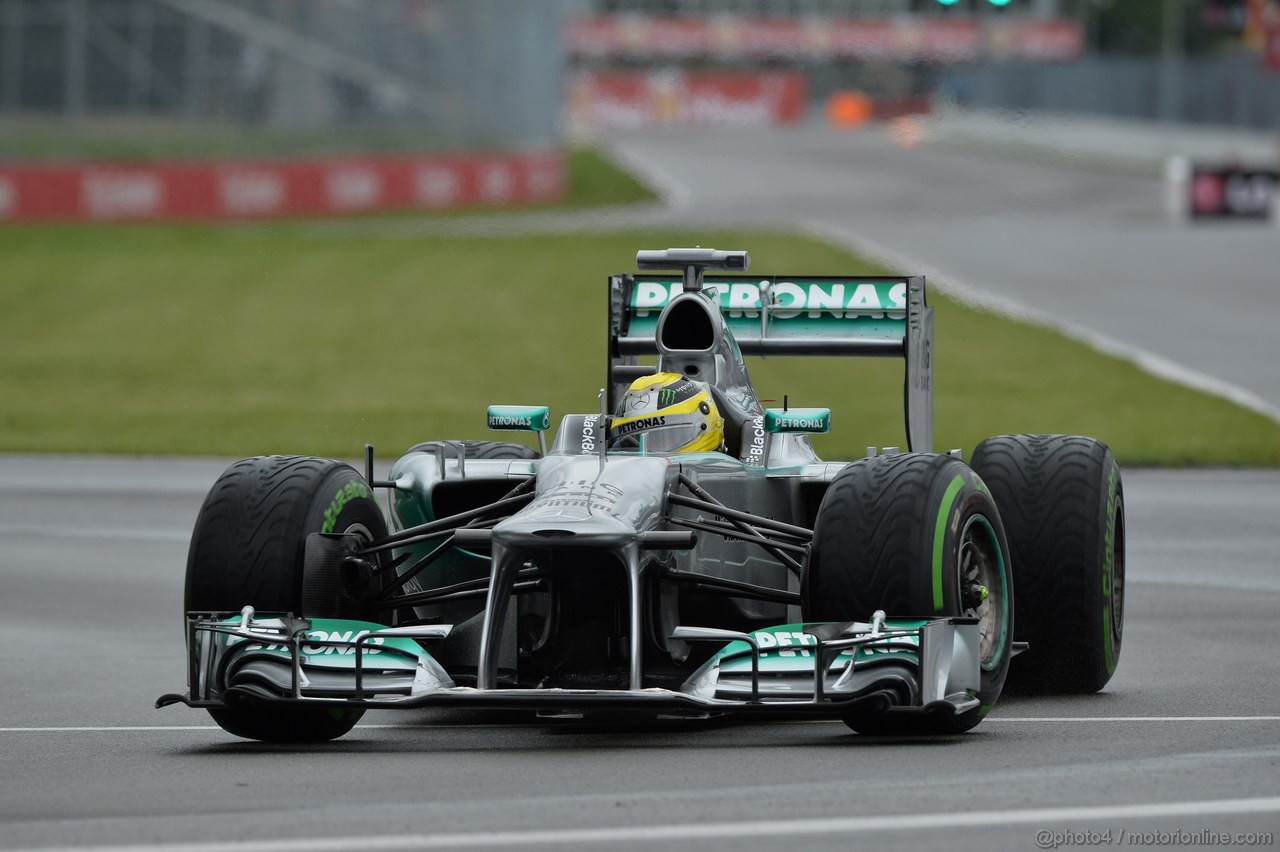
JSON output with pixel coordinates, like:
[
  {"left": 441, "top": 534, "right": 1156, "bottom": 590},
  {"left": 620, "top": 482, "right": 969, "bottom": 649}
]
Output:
[
  {"left": 564, "top": 15, "right": 1084, "bottom": 62},
  {"left": 1002, "top": 19, "right": 1089, "bottom": 61},
  {"left": 1266, "top": 22, "right": 1280, "bottom": 71},
  {"left": 734, "top": 18, "right": 813, "bottom": 58},
  {"left": 826, "top": 20, "right": 899, "bottom": 60},
  {"left": 917, "top": 20, "right": 983, "bottom": 61},
  {"left": 569, "top": 71, "right": 807, "bottom": 131},
  {"left": 0, "top": 150, "right": 565, "bottom": 222},
  {"left": 1189, "top": 165, "right": 1278, "bottom": 218}
]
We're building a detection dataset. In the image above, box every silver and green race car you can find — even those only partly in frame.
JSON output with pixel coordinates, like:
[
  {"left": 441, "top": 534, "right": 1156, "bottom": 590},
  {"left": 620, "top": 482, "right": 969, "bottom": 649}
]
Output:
[{"left": 159, "top": 248, "right": 1126, "bottom": 742}]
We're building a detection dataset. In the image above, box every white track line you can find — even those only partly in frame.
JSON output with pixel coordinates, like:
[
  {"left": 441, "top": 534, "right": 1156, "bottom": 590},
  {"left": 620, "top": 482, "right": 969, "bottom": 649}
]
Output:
[
  {"left": 0, "top": 725, "right": 494, "bottom": 732},
  {"left": 10, "top": 796, "right": 1280, "bottom": 852},
  {"left": 984, "top": 716, "right": 1280, "bottom": 723},
  {"left": 0, "top": 726, "right": 220, "bottom": 732},
  {"left": 3, "top": 716, "right": 1278, "bottom": 733}
]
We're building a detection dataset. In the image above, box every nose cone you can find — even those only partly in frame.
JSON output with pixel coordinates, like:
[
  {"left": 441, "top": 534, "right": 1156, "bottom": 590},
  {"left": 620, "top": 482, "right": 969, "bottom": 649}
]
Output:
[{"left": 492, "top": 455, "right": 674, "bottom": 548}]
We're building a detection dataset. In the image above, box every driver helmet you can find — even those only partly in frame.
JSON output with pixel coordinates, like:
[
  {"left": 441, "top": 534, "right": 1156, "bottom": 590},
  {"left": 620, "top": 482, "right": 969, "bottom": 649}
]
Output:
[{"left": 610, "top": 372, "right": 724, "bottom": 453}]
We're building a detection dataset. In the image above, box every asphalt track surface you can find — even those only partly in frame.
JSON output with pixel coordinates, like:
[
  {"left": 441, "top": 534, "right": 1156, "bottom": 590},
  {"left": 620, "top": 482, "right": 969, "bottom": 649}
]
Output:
[
  {"left": 2, "top": 458, "right": 1278, "bottom": 851},
  {"left": 5, "top": 125, "right": 1280, "bottom": 849}
]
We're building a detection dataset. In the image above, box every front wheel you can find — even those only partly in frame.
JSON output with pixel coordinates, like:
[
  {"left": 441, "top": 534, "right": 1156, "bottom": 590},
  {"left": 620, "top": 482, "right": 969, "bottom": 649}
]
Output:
[
  {"left": 185, "top": 455, "right": 388, "bottom": 742},
  {"left": 802, "top": 453, "right": 1013, "bottom": 734}
]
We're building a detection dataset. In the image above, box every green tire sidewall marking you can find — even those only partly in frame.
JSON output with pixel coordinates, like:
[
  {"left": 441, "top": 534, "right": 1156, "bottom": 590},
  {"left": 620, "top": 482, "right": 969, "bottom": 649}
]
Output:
[
  {"left": 932, "top": 474, "right": 967, "bottom": 613},
  {"left": 321, "top": 480, "right": 374, "bottom": 534},
  {"left": 1102, "top": 460, "right": 1120, "bottom": 674}
]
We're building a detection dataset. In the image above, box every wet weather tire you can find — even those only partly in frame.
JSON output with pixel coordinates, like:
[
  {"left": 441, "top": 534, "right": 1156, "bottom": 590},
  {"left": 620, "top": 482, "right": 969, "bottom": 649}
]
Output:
[
  {"left": 185, "top": 455, "right": 388, "bottom": 742},
  {"left": 970, "top": 435, "right": 1124, "bottom": 694},
  {"left": 802, "top": 453, "right": 1013, "bottom": 735}
]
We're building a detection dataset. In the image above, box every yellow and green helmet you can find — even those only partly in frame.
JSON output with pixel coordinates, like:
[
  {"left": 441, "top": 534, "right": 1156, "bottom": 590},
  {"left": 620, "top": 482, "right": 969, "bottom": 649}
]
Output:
[{"left": 610, "top": 372, "right": 725, "bottom": 453}]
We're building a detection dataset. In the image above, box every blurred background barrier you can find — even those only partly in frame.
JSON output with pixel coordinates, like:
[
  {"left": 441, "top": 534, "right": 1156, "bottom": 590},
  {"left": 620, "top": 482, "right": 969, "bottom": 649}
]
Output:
[
  {"left": 1186, "top": 164, "right": 1278, "bottom": 218},
  {"left": 1163, "top": 157, "right": 1279, "bottom": 221},
  {"left": 0, "top": 150, "right": 564, "bottom": 220},
  {"left": 946, "top": 53, "right": 1280, "bottom": 127},
  {"left": 568, "top": 70, "right": 806, "bottom": 131},
  {"left": 564, "top": 14, "right": 1085, "bottom": 62},
  {"left": 0, "top": 0, "right": 563, "bottom": 150},
  {"left": 0, "top": 0, "right": 567, "bottom": 219},
  {"left": 562, "top": 1, "right": 1280, "bottom": 130},
  {"left": 2, "top": 0, "right": 1279, "bottom": 220}
]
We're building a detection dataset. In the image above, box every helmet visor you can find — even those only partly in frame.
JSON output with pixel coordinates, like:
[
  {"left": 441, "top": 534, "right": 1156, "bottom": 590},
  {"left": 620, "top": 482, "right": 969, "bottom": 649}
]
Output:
[{"left": 641, "top": 424, "right": 700, "bottom": 453}]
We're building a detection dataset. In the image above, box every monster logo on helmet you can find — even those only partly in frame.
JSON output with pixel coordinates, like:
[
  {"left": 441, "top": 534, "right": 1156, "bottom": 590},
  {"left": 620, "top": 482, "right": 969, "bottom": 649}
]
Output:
[{"left": 610, "top": 372, "right": 725, "bottom": 453}]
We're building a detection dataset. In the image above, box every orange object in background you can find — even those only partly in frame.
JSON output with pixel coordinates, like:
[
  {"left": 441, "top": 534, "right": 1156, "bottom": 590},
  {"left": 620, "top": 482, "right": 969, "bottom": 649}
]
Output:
[{"left": 827, "top": 91, "right": 874, "bottom": 128}]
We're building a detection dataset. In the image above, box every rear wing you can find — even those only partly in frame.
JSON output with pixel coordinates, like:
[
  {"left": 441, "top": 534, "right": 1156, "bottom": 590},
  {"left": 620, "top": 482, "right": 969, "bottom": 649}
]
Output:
[{"left": 607, "top": 271, "right": 934, "bottom": 453}]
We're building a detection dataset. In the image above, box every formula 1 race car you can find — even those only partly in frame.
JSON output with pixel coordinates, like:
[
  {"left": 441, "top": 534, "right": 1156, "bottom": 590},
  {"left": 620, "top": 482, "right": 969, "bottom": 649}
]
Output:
[{"left": 159, "top": 248, "right": 1126, "bottom": 742}]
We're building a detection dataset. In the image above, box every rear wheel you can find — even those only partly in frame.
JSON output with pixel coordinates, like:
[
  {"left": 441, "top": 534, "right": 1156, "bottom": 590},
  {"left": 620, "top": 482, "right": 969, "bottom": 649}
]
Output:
[
  {"left": 802, "top": 453, "right": 1013, "bottom": 734},
  {"left": 970, "top": 434, "right": 1124, "bottom": 694},
  {"left": 185, "top": 455, "right": 387, "bottom": 742}
]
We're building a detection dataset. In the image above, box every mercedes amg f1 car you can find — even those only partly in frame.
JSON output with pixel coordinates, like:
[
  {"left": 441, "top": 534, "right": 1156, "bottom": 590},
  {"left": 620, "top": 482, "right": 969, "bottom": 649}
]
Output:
[{"left": 159, "top": 247, "right": 1126, "bottom": 741}]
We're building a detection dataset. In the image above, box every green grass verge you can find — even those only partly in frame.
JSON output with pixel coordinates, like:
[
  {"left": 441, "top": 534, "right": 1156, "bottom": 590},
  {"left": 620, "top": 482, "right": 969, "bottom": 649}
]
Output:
[
  {"left": 1, "top": 224, "right": 1276, "bottom": 465},
  {"left": 560, "top": 148, "right": 658, "bottom": 209}
]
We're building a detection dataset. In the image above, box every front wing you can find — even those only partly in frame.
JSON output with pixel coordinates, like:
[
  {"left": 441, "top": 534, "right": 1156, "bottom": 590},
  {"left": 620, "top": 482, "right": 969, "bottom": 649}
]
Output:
[{"left": 158, "top": 608, "right": 982, "bottom": 722}]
